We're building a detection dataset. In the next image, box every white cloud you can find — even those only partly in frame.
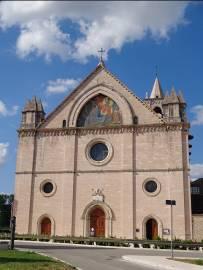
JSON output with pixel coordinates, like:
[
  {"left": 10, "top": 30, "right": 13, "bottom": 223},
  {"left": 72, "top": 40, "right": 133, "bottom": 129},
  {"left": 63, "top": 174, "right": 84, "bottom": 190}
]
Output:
[
  {"left": 191, "top": 105, "right": 203, "bottom": 126},
  {"left": 0, "top": 1, "right": 190, "bottom": 62},
  {"left": 46, "top": 78, "right": 79, "bottom": 94},
  {"left": 16, "top": 19, "right": 71, "bottom": 61},
  {"left": 190, "top": 164, "right": 203, "bottom": 180},
  {"left": 0, "top": 143, "right": 9, "bottom": 165},
  {"left": 0, "top": 100, "right": 18, "bottom": 116}
]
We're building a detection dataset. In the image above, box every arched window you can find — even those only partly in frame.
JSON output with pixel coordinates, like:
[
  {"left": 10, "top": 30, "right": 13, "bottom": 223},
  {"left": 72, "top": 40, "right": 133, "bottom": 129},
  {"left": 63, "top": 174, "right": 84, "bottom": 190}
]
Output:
[
  {"left": 62, "top": 119, "right": 66, "bottom": 128},
  {"left": 153, "top": 106, "right": 162, "bottom": 115},
  {"left": 133, "top": 116, "right": 138, "bottom": 125},
  {"left": 77, "top": 94, "right": 121, "bottom": 127}
]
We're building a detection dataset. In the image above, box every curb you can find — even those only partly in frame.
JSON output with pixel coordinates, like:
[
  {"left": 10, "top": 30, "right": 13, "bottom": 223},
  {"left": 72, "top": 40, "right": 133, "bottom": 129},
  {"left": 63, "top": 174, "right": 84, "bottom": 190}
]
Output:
[{"left": 15, "top": 240, "right": 203, "bottom": 253}]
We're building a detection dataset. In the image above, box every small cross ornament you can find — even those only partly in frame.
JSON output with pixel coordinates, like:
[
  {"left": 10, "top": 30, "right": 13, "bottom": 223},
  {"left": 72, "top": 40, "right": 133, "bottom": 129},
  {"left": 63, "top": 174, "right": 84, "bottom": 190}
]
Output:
[{"left": 98, "top": 48, "right": 105, "bottom": 62}]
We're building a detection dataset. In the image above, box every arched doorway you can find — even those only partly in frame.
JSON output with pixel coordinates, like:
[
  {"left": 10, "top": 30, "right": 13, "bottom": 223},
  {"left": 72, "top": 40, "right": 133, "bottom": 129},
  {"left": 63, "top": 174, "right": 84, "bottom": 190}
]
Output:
[
  {"left": 90, "top": 207, "right": 105, "bottom": 237},
  {"left": 41, "top": 217, "right": 51, "bottom": 235},
  {"left": 146, "top": 218, "right": 158, "bottom": 240}
]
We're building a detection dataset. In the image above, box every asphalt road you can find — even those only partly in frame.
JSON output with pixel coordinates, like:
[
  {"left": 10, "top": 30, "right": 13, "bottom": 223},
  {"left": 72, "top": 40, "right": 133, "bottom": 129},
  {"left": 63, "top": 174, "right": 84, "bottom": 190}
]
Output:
[{"left": 16, "top": 241, "right": 203, "bottom": 270}]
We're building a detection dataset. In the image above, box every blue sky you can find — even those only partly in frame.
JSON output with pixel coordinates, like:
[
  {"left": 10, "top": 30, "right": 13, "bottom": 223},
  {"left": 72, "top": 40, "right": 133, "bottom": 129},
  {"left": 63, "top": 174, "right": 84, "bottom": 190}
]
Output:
[{"left": 0, "top": 1, "right": 203, "bottom": 194}]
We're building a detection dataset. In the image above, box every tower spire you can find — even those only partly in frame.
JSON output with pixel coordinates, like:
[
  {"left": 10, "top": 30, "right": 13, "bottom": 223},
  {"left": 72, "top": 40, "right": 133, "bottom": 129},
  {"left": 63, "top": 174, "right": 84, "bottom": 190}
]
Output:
[{"left": 150, "top": 77, "right": 164, "bottom": 99}]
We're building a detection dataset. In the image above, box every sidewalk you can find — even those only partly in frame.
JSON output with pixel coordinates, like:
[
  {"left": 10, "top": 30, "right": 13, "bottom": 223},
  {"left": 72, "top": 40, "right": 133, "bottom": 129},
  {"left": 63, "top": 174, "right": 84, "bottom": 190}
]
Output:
[{"left": 122, "top": 255, "right": 203, "bottom": 270}]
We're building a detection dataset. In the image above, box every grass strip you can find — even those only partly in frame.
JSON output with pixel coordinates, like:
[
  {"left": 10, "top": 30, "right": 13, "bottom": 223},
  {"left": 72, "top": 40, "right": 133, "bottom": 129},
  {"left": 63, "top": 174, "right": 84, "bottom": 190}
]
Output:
[
  {"left": 171, "top": 258, "right": 203, "bottom": 266},
  {"left": 0, "top": 250, "right": 76, "bottom": 270}
]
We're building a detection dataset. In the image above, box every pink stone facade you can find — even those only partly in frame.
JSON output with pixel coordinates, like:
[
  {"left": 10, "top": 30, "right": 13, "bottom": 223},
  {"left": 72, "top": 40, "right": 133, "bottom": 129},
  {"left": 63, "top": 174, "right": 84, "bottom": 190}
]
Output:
[{"left": 14, "top": 64, "right": 192, "bottom": 240}]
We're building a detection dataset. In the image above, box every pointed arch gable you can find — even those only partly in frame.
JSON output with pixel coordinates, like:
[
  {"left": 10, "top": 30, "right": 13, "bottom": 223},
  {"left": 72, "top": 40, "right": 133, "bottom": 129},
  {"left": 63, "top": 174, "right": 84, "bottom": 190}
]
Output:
[
  {"left": 76, "top": 94, "right": 121, "bottom": 127},
  {"left": 68, "top": 84, "right": 133, "bottom": 127}
]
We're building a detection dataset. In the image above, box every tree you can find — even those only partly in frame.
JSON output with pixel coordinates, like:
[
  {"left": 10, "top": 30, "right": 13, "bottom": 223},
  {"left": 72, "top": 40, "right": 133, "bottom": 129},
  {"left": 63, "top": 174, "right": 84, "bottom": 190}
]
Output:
[{"left": 0, "top": 194, "right": 14, "bottom": 230}]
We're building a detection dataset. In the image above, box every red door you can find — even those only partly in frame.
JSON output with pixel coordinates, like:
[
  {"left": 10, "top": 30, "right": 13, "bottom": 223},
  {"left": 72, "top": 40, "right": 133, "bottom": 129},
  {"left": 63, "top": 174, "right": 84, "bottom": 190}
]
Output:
[
  {"left": 152, "top": 219, "right": 158, "bottom": 239},
  {"left": 41, "top": 217, "right": 51, "bottom": 235},
  {"left": 90, "top": 208, "right": 105, "bottom": 237},
  {"left": 146, "top": 218, "right": 158, "bottom": 240}
]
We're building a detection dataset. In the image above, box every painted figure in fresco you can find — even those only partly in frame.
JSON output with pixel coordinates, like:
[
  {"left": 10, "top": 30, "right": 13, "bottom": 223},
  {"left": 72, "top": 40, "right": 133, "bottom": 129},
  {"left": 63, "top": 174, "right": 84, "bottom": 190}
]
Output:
[{"left": 77, "top": 94, "right": 121, "bottom": 127}]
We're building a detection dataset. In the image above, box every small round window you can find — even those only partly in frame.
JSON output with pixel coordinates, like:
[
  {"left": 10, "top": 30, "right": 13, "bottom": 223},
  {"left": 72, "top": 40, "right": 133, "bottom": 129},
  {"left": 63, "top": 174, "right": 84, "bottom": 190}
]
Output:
[
  {"left": 145, "top": 180, "right": 157, "bottom": 193},
  {"left": 43, "top": 182, "right": 54, "bottom": 194},
  {"left": 90, "top": 143, "right": 108, "bottom": 161},
  {"left": 40, "top": 180, "right": 56, "bottom": 197}
]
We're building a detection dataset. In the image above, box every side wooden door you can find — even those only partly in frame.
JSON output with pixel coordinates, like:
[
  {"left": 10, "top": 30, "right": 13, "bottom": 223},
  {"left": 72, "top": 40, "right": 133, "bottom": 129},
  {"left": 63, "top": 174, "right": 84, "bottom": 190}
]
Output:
[{"left": 41, "top": 217, "right": 51, "bottom": 235}]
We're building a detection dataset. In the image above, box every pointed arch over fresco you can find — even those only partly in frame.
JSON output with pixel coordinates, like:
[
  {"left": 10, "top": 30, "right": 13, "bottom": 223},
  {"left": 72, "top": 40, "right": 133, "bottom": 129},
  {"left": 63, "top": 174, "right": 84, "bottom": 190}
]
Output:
[
  {"left": 77, "top": 94, "right": 121, "bottom": 127},
  {"left": 68, "top": 84, "right": 133, "bottom": 127}
]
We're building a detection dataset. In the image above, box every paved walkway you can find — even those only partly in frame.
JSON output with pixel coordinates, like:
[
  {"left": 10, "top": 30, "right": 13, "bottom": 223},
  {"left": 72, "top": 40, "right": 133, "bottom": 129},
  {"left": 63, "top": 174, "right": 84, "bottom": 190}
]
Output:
[{"left": 122, "top": 255, "right": 203, "bottom": 270}]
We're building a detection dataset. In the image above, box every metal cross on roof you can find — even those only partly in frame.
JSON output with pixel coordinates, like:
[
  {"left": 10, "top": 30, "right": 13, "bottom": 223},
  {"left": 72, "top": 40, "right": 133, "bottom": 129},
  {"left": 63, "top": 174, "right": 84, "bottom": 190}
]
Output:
[{"left": 98, "top": 48, "right": 105, "bottom": 62}]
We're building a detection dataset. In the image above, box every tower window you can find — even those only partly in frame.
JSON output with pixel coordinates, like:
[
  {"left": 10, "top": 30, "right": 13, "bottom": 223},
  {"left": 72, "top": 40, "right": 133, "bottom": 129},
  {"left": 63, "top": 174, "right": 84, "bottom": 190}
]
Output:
[
  {"left": 153, "top": 107, "right": 162, "bottom": 115},
  {"left": 169, "top": 106, "right": 174, "bottom": 117}
]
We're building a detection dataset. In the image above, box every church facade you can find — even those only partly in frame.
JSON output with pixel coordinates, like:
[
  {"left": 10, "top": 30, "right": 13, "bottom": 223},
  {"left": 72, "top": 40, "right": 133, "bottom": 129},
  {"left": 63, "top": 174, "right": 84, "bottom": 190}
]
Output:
[{"left": 14, "top": 62, "right": 192, "bottom": 240}]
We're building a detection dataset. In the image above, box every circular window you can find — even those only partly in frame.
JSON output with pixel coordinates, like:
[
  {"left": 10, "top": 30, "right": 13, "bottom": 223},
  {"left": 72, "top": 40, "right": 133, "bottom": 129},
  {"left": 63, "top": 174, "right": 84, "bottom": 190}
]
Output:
[
  {"left": 90, "top": 143, "right": 108, "bottom": 161},
  {"left": 143, "top": 179, "right": 161, "bottom": 197},
  {"left": 40, "top": 180, "right": 56, "bottom": 197},
  {"left": 43, "top": 182, "right": 53, "bottom": 194},
  {"left": 86, "top": 139, "right": 113, "bottom": 166},
  {"left": 145, "top": 180, "right": 157, "bottom": 193}
]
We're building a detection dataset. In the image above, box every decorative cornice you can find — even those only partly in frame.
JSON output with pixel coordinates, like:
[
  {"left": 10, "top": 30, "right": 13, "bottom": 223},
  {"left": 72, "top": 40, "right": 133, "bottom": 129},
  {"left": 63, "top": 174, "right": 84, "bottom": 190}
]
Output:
[
  {"left": 17, "top": 122, "right": 190, "bottom": 137},
  {"left": 16, "top": 167, "right": 189, "bottom": 175}
]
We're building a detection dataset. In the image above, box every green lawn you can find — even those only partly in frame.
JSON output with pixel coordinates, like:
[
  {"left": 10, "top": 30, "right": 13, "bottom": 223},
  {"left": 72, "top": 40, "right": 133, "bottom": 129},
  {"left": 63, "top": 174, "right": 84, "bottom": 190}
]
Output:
[
  {"left": 0, "top": 250, "right": 76, "bottom": 270},
  {"left": 172, "top": 258, "right": 203, "bottom": 266}
]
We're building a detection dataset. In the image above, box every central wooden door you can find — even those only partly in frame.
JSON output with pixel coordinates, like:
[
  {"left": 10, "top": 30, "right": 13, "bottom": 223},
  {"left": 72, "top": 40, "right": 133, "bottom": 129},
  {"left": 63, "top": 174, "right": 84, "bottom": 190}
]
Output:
[
  {"left": 146, "top": 218, "right": 158, "bottom": 240},
  {"left": 41, "top": 217, "right": 51, "bottom": 235},
  {"left": 90, "top": 207, "right": 105, "bottom": 237}
]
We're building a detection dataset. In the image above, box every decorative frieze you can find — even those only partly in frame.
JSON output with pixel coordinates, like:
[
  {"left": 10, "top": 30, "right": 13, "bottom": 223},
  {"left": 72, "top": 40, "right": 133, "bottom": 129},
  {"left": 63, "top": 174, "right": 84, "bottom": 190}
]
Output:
[{"left": 18, "top": 122, "right": 189, "bottom": 137}]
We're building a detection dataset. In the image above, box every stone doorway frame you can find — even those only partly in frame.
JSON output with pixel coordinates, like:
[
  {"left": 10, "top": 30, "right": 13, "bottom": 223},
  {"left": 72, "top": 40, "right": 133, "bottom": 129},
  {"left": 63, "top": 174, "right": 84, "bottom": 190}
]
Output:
[
  {"left": 37, "top": 214, "right": 55, "bottom": 236},
  {"left": 81, "top": 201, "right": 113, "bottom": 237},
  {"left": 142, "top": 215, "right": 163, "bottom": 239}
]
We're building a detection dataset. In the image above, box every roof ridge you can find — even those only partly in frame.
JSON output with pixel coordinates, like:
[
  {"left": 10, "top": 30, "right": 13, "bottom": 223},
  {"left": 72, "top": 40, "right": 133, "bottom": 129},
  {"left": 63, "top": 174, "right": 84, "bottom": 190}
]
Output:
[
  {"left": 103, "top": 68, "right": 166, "bottom": 123},
  {"left": 41, "top": 64, "right": 105, "bottom": 127},
  {"left": 41, "top": 63, "right": 166, "bottom": 127}
]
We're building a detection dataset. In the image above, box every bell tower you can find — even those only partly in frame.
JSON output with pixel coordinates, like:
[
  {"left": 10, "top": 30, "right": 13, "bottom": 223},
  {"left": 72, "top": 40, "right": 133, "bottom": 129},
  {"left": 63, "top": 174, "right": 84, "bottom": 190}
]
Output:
[
  {"left": 162, "top": 88, "right": 186, "bottom": 122},
  {"left": 21, "top": 97, "right": 45, "bottom": 128},
  {"left": 144, "top": 76, "right": 164, "bottom": 117},
  {"left": 145, "top": 77, "right": 187, "bottom": 123}
]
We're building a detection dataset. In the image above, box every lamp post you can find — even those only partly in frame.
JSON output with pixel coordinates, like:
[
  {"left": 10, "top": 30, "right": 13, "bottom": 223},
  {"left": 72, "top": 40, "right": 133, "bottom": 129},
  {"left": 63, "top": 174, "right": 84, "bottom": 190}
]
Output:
[
  {"left": 10, "top": 216, "right": 16, "bottom": 250},
  {"left": 166, "top": 200, "right": 176, "bottom": 259}
]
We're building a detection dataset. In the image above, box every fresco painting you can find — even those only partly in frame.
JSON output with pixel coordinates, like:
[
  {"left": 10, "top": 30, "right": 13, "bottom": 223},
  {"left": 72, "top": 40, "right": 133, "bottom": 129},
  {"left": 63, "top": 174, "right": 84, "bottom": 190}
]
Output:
[{"left": 77, "top": 94, "right": 121, "bottom": 127}]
